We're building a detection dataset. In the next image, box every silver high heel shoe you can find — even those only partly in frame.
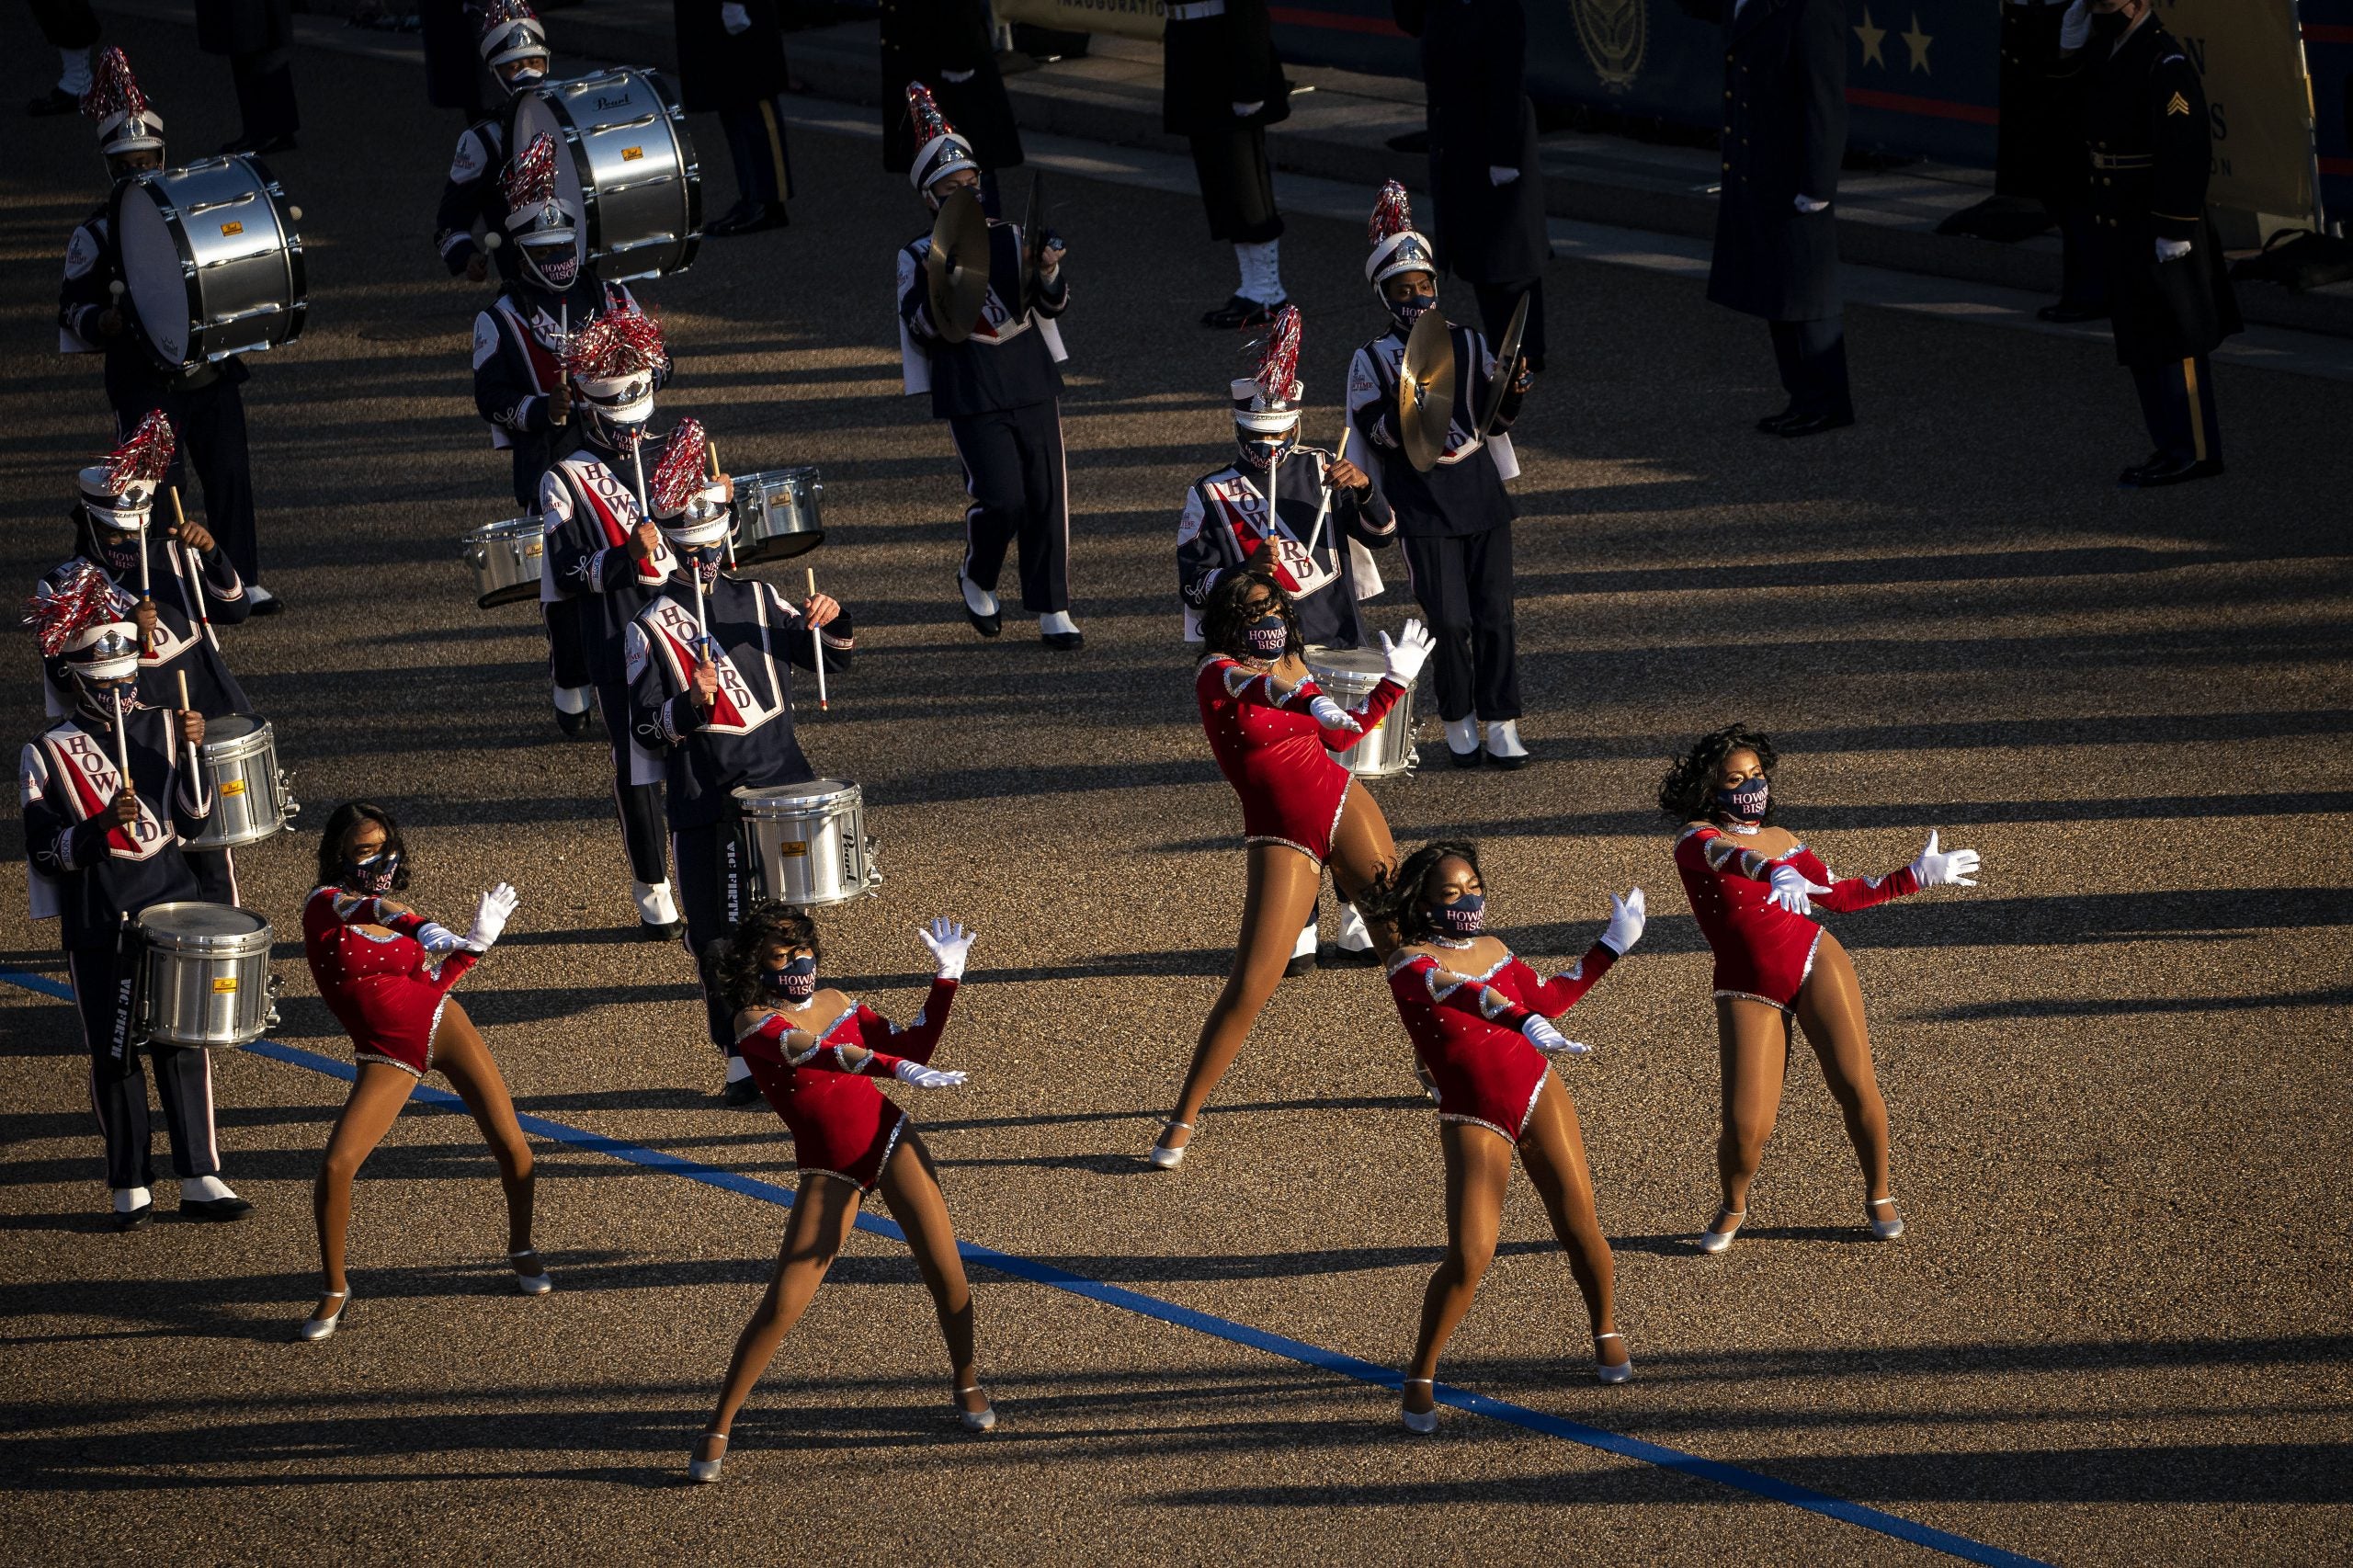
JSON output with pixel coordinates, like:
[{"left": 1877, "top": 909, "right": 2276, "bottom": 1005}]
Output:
[
  {"left": 1697, "top": 1207, "right": 1745, "bottom": 1255},
  {"left": 1147, "top": 1120, "right": 1193, "bottom": 1170},
  {"left": 956, "top": 1386, "right": 997, "bottom": 1432},
  {"left": 1595, "top": 1331, "right": 1632, "bottom": 1385},
  {"left": 297, "top": 1290, "right": 349, "bottom": 1343},
  {"left": 1866, "top": 1196, "right": 1904, "bottom": 1241},
  {"left": 510, "top": 1248, "right": 554, "bottom": 1295},
  {"left": 1400, "top": 1377, "right": 1438, "bottom": 1434},
  {"left": 688, "top": 1430, "right": 727, "bottom": 1483}
]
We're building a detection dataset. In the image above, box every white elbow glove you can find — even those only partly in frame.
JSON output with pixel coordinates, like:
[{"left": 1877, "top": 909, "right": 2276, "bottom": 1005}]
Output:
[
  {"left": 1908, "top": 830, "right": 1981, "bottom": 889},
  {"left": 1232, "top": 100, "right": 1264, "bottom": 118},
  {"left": 721, "top": 2, "right": 751, "bottom": 33},
  {"left": 892, "top": 1060, "right": 969, "bottom": 1089},
  {"left": 918, "top": 916, "right": 976, "bottom": 981},
  {"left": 1380, "top": 619, "right": 1436, "bottom": 685},
  {"left": 940, "top": 67, "right": 975, "bottom": 84},
  {"left": 2155, "top": 237, "right": 2191, "bottom": 263},
  {"left": 1766, "top": 864, "right": 1833, "bottom": 916},
  {"left": 1487, "top": 165, "right": 1520, "bottom": 186},
  {"left": 1522, "top": 1015, "right": 1590, "bottom": 1056},
  {"left": 1794, "top": 194, "right": 1830, "bottom": 213},
  {"left": 464, "top": 882, "right": 520, "bottom": 951},
  {"left": 1307, "top": 693, "right": 1353, "bottom": 732},
  {"left": 2059, "top": 0, "right": 2091, "bottom": 51},
  {"left": 415, "top": 922, "right": 462, "bottom": 956},
  {"left": 1599, "top": 887, "right": 1646, "bottom": 955}
]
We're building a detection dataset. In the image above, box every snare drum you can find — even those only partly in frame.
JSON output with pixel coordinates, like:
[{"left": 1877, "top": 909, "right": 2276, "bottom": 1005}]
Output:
[
  {"left": 184, "top": 714, "right": 299, "bottom": 848},
  {"left": 112, "top": 154, "right": 306, "bottom": 371},
  {"left": 734, "top": 779, "right": 881, "bottom": 909},
  {"left": 512, "top": 69, "right": 700, "bottom": 283},
  {"left": 731, "top": 468, "right": 823, "bottom": 564},
  {"left": 1305, "top": 647, "right": 1418, "bottom": 778},
  {"left": 462, "top": 517, "right": 546, "bottom": 608},
  {"left": 137, "top": 902, "right": 276, "bottom": 1048}
]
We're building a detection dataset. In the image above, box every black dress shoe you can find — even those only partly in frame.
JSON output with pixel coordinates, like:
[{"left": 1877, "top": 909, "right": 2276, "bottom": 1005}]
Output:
[
  {"left": 1201, "top": 294, "right": 1286, "bottom": 330},
  {"left": 1484, "top": 749, "right": 1529, "bottom": 772},
  {"left": 641, "top": 919, "right": 684, "bottom": 941},
  {"left": 180, "top": 1195, "right": 254, "bottom": 1222},
  {"left": 555, "top": 707, "right": 590, "bottom": 736},
  {"left": 2120, "top": 455, "right": 2224, "bottom": 488},
  {"left": 113, "top": 1202, "right": 153, "bottom": 1233},
  {"left": 1041, "top": 631, "right": 1086, "bottom": 652},
  {"left": 250, "top": 591, "right": 286, "bottom": 617},
  {"left": 1755, "top": 404, "right": 1801, "bottom": 434},
  {"left": 1775, "top": 410, "right": 1856, "bottom": 439},
  {"left": 1448, "top": 745, "right": 1483, "bottom": 770},
  {"left": 1282, "top": 950, "right": 1317, "bottom": 978},
  {"left": 959, "top": 575, "right": 1002, "bottom": 638},
  {"left": 1320, "top": 945, "right": 1381, "bottom": 969},
  {"left": 2036, "top": 301, "right": 2109, "bottom": 324},
  {"left": 28, "top": 87, "right": 80, "bottom": 117},
  {"left": 708, "top": 202, "right": 788, "bottom": 237},
  {"left": 721, "top": 1076, "right": 764, "bottom": 1108}
]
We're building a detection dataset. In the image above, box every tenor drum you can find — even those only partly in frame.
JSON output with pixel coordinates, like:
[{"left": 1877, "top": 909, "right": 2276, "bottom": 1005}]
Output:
[
  {"left": 137, "top": 902, "right": 276, "bottom": 1048},
  {"left": 734, "top": 779, "right": 881, "bottom": 909},
  {"left": 112, "top": 155, "right": 305, "bottom": 371},
  {"left": 462, "top": 517, "right": 545, "bottom": 608},
  {"left": 1306, "top": 647, "right": 1418, "bottom": 778},
  {"left": 512, "top": 69, "right": 700, "bottom": 283},
  {"left": 184, "top": 714, "right": 300, "bottom": 848},
  {"left": 731, "top": 468, "right": 823, "bottom": 564}
]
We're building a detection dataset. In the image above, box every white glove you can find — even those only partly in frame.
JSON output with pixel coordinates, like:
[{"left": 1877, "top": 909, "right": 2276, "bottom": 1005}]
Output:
[
  {"left": 1599, "top": 887, "right": 1646, "bottom": 955},
  {"left": 918, "top": 916, "right": 976, "bottom": 981},
  {"left": 1380, "top": 619, "right": 1436, "bottom": 685},
  {"left": 1794, "top": 194, "right": 1830, "bottom": 213},
  {"left": 1307, "top": 693, "right": 1353, "bottom": 732},
  {"left": 2059, "top": 0, "right": 2091, "bottom": 49},
  {"left": 464, "top": 882, "right": 520, "bottom": 951},
  {"left": 1232, "top": 100, "right": 1264, "bottom": 118},
  {"left": 940, "top": 67, "right": 974, "bottom": 84},
  {"left": 415, "top": 922, "right": 462, "bottom": 956},
  {"left": 1766, "top": 863, "right": 1833, "bottom": 916},
  {"left": 721, "top": 2, "right": 751, "bottom": 34},
  {"left": 2155, "top": 237, "right": 2191, "bottom": 263},
  {"left": 1487, "top": 165, "right": 1519, "bottom": 186},
  {"left": 892, "top": 1060, "right": 969, "bottom": 1089},
  {"left": 1908, "top": 830, "right": 1980, "bottom": 889},
  {"left": 1522, "top": 1015, "right": 1591, "bottom": 1056}
]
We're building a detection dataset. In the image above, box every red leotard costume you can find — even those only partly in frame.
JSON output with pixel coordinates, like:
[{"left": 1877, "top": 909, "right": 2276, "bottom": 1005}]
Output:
[
  {"left": 302, "top": 887, "right": 482, "bottom": 1077},
  {"left": 735, "top": 979, "right": 959, "bottom": 1193},
  {"left": 1195, "top": 654, "right": 1405, "bottom": 862},
  {"left": 1386, "top": 939, "right": 1620, "bottom": 1142},
  {"left": 1674, "top": 825, "right": 1920, "bottom": 1011}
]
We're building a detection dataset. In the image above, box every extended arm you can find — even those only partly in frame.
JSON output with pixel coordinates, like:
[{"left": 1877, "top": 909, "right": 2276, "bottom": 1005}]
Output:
[{"left": 776, "top": 586, "right": 855, "bottom": 676}]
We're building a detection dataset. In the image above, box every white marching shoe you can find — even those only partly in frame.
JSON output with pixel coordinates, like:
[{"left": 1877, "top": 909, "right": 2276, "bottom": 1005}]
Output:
[
  {"left": 510, "top": 1248, "right": 554, "bottom": 1295},
  {"left": 1595, "top": 1331, "right": 1633, "bottom": 1385},
  {"left": 1697, "top": 1208, "right": 1745, "bottom": 1255},
  {"left": 1400, "top": 1378, "right": 1438, "bottom": 1434},
  {"left": 1147, "top": 1119, "right": 1193, "bottom": 1170},
  {"left": 688, "top": 1431, "right": 728, "bottom": 1483},
  {"left": 633, "top": 880, "right": 681, "bottom": 934},
  {"left": 957, "top": 1386, "right": 997, "bottom": 1432},
  {"left": 1866, "top": 1196, "right": 1905, "bottom": 1241},
  {"left": 297, "top": 1290, "right": 350, "bottom": 1343}
]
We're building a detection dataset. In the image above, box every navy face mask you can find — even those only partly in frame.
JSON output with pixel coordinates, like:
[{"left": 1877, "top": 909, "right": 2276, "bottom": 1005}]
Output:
[
  {"left": 1433, "top": 892, "right": 1484, "bottom": 937},
  {"left": 1243, "top": 613, "right": 1288, "bottom": 659},
  {"left": 1714, "top": 776, "right": 1769, "bottom": 823},
  {"left": 94, "top": 527, "right": 144, "bottom": 578},
  {"left": 347, "top": 849, "right": 402, "bottom": 894},
  {"left": 765, "top": 955, "right": 818, "bottom": 1002},
  {"left": 1388, "top": 290, "right": 1437, "bottom": 331}
]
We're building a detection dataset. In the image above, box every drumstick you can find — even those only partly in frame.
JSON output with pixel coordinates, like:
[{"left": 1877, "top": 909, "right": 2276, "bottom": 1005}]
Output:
[
  {"left": 108, "top": 681, "right": 132, "bottom": 789},
  {"left": 805, "top": 565, "right": 828, "bottom": 713},
  {"left": 176, "top": 670, "right": 197, "bottom": 778},
  {"left": 708, "top": 436, "right": 736, "bottom": 568},
  {"left": 1303, "top": 426, "right": 1350, "bottom": 560},
  {"left": 183, "top": 540, "right": 219, "bottom": 651}
]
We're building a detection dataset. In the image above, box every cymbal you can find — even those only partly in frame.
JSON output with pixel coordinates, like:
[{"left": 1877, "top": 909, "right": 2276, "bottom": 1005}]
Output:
[
  {"left": 1473, "top": 291, "right": 1529, "bottom": 440},
  {"left": 1398, "top": 310, "right": 1457, "bottom": 473},
  {"left": 1017, "top": 171, "right": 1050, "bottom": 305},
  {"left": 925, "top": 187, "right": 990, "bottom": 345}
]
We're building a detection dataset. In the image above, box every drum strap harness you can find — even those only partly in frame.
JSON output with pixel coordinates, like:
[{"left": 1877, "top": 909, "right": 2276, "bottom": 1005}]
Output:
[{"left": 556, "top": 459, "right": 674, "bottom": 586}]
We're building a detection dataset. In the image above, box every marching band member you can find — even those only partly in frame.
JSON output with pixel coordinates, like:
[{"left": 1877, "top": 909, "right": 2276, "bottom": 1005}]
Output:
[
  {"left": 296, "top": 802, "right": 541, "bottom": 1341},
  {"left": 676, "top": 0, "right": 794, "bottom": 238},
  {"left": 881, "top": 0, "right": 1023, "bottom": 215},
  {"left": 433, "top": 0, "right": 552, "bottom": 284},
  {"left": 625, "top": 422, "right": 852, "bottom": 1106},
  {"left": 895, "top": 83, "right": 1085, "bottom": 652},
  {"left": 1164, "top": 0, "right": 1292, "bottom": 327},
  {"left": 1660, "top": 726, "right": 1982, "bottom": 1252},
  {"left": 1371, "top": 841, "right": 1645, "bottom": 1425},
  {"left": 20, "top": 566, "right": 248, "bottom": 1232},
  {"left": 59, "top": 49, "right": 279, "bottom": 613},
  {"left": 1176, "top": 305, "right": 1393, "bottom": 971},
  {"left": 1147, "top": 561, "right": 1434, "bottom": 1168},
  {"left": 38, "top": 414, "right": 254, "bottom": 906},
  {"left": 1348, "top": 182, "right": 1530, "bottom": 771},
  {"left": 688, "top": 905, "right": 993, "bottom": 1483},
  {"left": 474, "top": 132, "right": 655, "bottom": 735},
  {"left": 540, "top": 306, "right": 684, "bottom": 937}
]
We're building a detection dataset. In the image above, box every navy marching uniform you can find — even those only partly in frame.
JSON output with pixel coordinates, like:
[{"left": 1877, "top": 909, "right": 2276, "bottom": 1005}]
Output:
[
  {"left": 434, "top": 0, "right": 552, "bottom": 281},
  {"left": 676, "top": 0, "right": 794, "bottom": 236},
  {"left": 1707, "top": 0, "right": 1854, "bottom": 437},
  {"left": 1177, "top": 449, "right": 1393, "bottom": 649}
]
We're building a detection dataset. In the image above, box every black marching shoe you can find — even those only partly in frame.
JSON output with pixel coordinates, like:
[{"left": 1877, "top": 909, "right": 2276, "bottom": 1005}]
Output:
[
  {"left": 1320, "top": 945, "right": 1381, "bottom": 970},
  {"left": 1776, "top": 409, "right": 1855, "bottom": 439},
  {"left": 1448, "top": 745, "right": 1483, "bottom": 770},
  {"left": 2119, "top": 454, "right": 2223, "bottom": 489},
  {"left": 708, "top": 200, "right": 789, "bottom": 238},
  {"left": 721, "top": 1076, "right": 764, "bottom": 1108},
  {"left": 28, "top": 87, "right": 80, "bottom": 117},
  {"left": 2036, "top": 301, "right": 2109, "bottom": 324},
  {"left": 181, "top": 1195, "right": 254, "bottom": 1222},
  {"left": 249, "top": 588, "right": 286, "bottom": 617},
  {"left": 1201, "top": 294, "right": 1286, "bottom": 330},
  {"left": 1755, "top": 405, "right": 1801, "bottom": 434},
  {"left": 1283, "top": 950, "right": 1317, "bottom": 978},
  {"left": 959, "top": 574, "right": 1002, "bottom": 638},
  {"left": 555, "top": 707, "right": 590, "bottom": 736},
  {"left": 113, "top": 1201, "right": 153, "bottom": 1233}
]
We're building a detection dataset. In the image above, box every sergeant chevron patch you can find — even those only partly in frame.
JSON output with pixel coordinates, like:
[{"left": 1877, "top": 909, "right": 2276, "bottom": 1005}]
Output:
[{"left": 2165, "top": 91, "right": 2191, "bottom": 116}]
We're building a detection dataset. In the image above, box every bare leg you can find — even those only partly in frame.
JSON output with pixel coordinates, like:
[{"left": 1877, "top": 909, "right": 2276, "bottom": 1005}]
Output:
[
  {"left": 312, "top": 1062, "right": 417, "bottom": 1316},
  {"left": 875, "top": 1130, "right": 985, "bottom": 1414},
  {"left": 1402, "top": 1120, "right": 1510, "bottom": 1414},
  {"left": 1517, "top": 1074, "right": 1622, "bottom": 1367},
  {"left": 1324, "top": 784, "right": 1400, "bottom": 959},
  {"left": 699, "top": 1173, "right": 861, "bottom": 1462},
  {"left": 1791, "top": 934, "right": 1893, "bottom": 1206},
  {"left": 1158, "top": 845, "right": 1323, "bottom": 1153},
  {"left": 1714, "top": 996, "right": 1791, "bottom": 1232},
  {"left": 428, "top": 1001, "right": 539, "bottom": 1269}
]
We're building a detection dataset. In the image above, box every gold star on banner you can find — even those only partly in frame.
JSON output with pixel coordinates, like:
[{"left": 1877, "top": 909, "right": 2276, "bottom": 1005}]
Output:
[
  {"left": 1854, "top": 7, "right": 1887, "bottom": 70},
  {"left": 1902, "top": 13, "right": 1934, "bottom": 74}
]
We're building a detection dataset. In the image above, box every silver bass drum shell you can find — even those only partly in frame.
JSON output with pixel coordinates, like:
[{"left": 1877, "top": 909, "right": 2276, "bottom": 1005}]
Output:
[
  {"left": 1305, "top": 646, "right": 1419, "bottom": 779},
  {"left": 730, "top": 467, "right": 824, "bottom": 565},
  {"left": 183, "top": 714, "right": 300, "bottom": 848},
  {"left": 112, "top": 154, "right": 306, "bottom": 371},
  {"left": 734, "top": 779, "right": 881, "bottom": 909},
  {"left": 462, "top": 516, "right": 546, "bottom": 608},
  {"left": 137, "top": 901, "right": 276, "bottom": 1048},
  {"left": 512, "top": 68, "right": 701, "bottom": 283}
]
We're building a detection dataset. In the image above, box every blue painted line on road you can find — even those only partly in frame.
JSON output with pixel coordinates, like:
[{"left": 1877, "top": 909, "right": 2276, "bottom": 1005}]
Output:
[{"left": 3, "top": 966, "right": 2045, "bottom": 1567}]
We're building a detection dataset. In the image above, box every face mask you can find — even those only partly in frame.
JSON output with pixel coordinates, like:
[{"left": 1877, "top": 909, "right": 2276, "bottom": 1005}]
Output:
[
  {"left": 94, "top": 527, "right": 144, "bottom": 577},
  {"left": 765, "top": 955, "right": 818, "bottom": 1002},
  {"left": 1388, "top": 290, "right": 1437, "bottom": 330},
  {"left": 1237, "top": 432, "right": 1297, "bottom": 472},
  {"left": 504, "top": 65, "right": 546, "bottom": 92},
  {"left": 74, "top": 676, "right": 135, "bottom": 722},
  {"left": 525, "top": 244, "right": 579, "bottom": 289},
  {"left": 347, "top": 848, "right": 402, "bottom": 894},
  {"left": 688, "top": 545, "right": 724, "bottom": 590},
  {"left": 1714, "top": 776, "right": 1768, "bottom": 823},
  {"left": 1433, "top": 892, "right": 1484, "bottom": 937},
  {"left": 2090, "top": 7, "right": 2131, "bottom": 35},
  {"left": 1243, "top": 613, "right": 1288, "bottom": 659}
]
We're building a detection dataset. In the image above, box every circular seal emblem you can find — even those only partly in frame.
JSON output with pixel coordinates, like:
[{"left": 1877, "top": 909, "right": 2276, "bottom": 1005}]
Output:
[{"left": 1571, "top": 0, "right": 1648, "bottom": 92}]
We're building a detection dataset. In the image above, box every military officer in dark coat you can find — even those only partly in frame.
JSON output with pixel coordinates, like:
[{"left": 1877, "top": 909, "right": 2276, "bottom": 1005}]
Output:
[
  {"left": 1705, "top": 0, "right": 1852, "bottom": 437},
  {"left": 2057, "top": 0, "right": 2239, "bottom": 487},
  {"left": 1392, "top": 0, "right": 1550, "bottom": 372},
  {"left": 678, "top": 0, "right": 794, "bottom": 237},
  {"left": 195, "top": 0, "right": 299, "bottom": 153},
  {"left": 881, "top": 0, "right": 1023, "bottom": 213},
  {"left": 1165, "top": 0, "right": 1293, "bottom": 327}
]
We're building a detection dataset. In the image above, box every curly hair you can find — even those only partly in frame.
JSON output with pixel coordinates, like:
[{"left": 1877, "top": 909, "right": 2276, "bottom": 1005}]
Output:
[
  {"left": 314, "top": 801, "right": 410, "bottom": 892},
  {"left": 1198, "top": 555, "right": 1303, "bottom": 663},
  {"left": 1656, "top": 724, "right": 1780, "bottom": 825},
  {"left": 1363, "top": 839, "right": 1483, "bottom": 947},
  {"left": 715, "top": 903, "right": 822, "bottom": 1017}
]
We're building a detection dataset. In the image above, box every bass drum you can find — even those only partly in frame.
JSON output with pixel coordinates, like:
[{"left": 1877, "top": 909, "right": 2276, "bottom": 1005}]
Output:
[
  {"left": 511, "top": 69, "right": 700, "bottom": 283},
  {"left": 112, "top": 154, "right": 305, "bottom": 371}
]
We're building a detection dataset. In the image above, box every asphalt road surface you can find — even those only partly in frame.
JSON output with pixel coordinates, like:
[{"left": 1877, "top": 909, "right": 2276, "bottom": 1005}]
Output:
[{"left": 1, "top": 15, "right": 2347, "bottom": 1566}]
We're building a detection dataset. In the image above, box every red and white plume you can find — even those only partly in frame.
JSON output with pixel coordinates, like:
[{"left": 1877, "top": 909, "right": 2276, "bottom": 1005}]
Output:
[
  {"left": 906, "top": 80, "right": 959, "bottom": 147},
  {"left": 648, "top": 418, "right": 710, "bottom": 517},
  {"left": 80, "top": 47, "right": 149, "bottom": 130},
  {"left": 1251, "top": 305, "right": 1303, "bottom": 407},
  {"left": 104, "top": 410, "right": 177, "bottom": 493},
  {"left": 502, "top": 131, "right": 561, "bottom": 212},
  {"left": 26, "top": 562, "right": 134, "bottom": 657},
  {"left": 1368, "top": 180, "right": 1415, "bottom": 248},
  {"left": 477, "top": 0, "right": 540, "bottom": 31},
  {"left": 563, "top": 305, "right": 668, "bottom": 381}
]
